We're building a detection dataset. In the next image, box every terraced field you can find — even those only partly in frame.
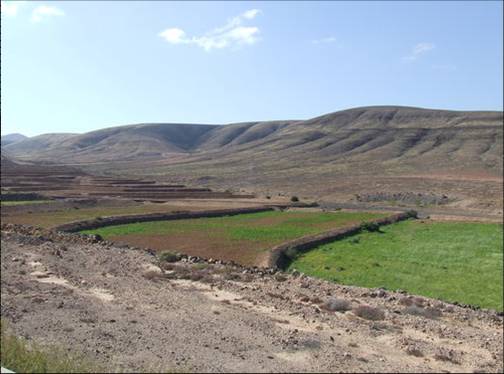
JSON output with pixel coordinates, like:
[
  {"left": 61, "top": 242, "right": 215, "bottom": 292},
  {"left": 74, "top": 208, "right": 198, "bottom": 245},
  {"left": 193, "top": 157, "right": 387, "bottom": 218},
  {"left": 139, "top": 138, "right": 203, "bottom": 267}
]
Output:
[
  {"left": 288, "top": 220, "right": 504, "bottom": 310},
  {"left": 0, "top": 200, "right": 53, "bottom": 206},
  {"left": 83, "top": 210, "right": 387, "bottom": 266}
]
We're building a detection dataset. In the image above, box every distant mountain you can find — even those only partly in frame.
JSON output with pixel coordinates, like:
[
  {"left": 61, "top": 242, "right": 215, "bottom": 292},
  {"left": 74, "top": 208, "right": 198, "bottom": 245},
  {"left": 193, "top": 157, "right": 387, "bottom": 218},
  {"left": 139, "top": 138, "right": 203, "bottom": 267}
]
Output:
[
  {"left": 5, "top": 106, "right": 502, "bottom": 167},
  {"left": 1, "top": 133, "right": 28, "bottom": 147}
]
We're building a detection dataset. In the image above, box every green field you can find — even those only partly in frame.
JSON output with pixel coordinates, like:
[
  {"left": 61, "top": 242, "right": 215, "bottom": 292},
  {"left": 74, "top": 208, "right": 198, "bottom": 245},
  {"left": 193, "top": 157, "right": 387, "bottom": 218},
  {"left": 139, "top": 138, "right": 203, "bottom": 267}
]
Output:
[
  {"left": 288, "top": 220, "right": 503, "bottom": 310},
  {"left": 82, "top": 211, "right": 387, "bottom": 266},
  {"left": 1, "top": 200, "right": 53, "bottom": 206},
  {"left": 83, "top": 210, "right": 385, "bottom": 242}
]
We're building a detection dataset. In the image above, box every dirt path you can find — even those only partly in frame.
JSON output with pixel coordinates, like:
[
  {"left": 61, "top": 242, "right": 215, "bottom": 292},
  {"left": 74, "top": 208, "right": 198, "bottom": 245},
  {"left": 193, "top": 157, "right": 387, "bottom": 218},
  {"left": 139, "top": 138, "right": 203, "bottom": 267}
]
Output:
[{"left": 1, "top": 227, "right": 502, "bottom": 373}]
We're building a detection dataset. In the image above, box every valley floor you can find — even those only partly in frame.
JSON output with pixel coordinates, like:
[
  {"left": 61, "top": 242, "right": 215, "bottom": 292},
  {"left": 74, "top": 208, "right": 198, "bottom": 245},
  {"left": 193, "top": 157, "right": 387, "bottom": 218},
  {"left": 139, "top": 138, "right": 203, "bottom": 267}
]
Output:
[{"left": 1, "top": 225, "right": 503, "bottom": 373}]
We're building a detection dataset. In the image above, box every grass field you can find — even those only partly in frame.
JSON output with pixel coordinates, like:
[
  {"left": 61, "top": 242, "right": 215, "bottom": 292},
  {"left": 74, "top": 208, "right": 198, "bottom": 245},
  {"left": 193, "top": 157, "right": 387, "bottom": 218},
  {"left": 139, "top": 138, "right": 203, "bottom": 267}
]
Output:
[
  {"left": 288, "top": 220, "right": 503, "bottom": 310},
  {"left": 82, "top": 210, "right": 386, "bottom": 265},
  {"left": 0, "top": 200, "right": 53, "bottom": 206}
]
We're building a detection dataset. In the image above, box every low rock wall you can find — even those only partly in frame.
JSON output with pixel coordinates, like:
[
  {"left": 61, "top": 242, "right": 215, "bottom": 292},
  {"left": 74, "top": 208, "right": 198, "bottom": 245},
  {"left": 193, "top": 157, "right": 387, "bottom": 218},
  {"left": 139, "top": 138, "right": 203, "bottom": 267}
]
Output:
[
  {"left": 266, "top": 211, "right": 416, "bottom": 269},
  {"left": 53, "top": 206, "right": 277, "bottom": 232}
]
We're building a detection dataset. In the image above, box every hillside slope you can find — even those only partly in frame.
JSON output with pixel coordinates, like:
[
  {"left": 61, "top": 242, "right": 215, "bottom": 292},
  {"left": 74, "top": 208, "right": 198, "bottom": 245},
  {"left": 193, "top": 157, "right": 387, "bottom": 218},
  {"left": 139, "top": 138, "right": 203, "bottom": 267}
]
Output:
[
  {"left": 4, "top": 106, "right": 503, "bottom": 212},
  {"left": 5, "top": 106, "right": 502, "bottom": 166},
  {"left": 1, "top": 133, "right": 27, "bottom": 147}
]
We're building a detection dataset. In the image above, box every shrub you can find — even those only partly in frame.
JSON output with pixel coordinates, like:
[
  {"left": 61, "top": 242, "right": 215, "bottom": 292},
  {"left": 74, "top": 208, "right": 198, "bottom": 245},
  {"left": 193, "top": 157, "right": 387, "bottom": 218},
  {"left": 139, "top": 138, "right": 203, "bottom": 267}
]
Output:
[
  {"left": 240, "top": 274, "right": 254, "bottom": 283},
  {"left": 189, "top": 272, "right": 204, "bottom": 281},
  {"left": 142, "top": 270, "right": 163, "bottom": 280},
  {"left": 160, "top": 262, "right": 175, "bottom": 271},
  {"left": 290, "top": 196, "right": 299, "bottom": 202},
  {"left": 274, "top": 274, "right": 288, "bottom": 282},
  {"left": 404, "top": 305, "right": 442, "bottom": 319},
  {"left": 360, "top": 221, "right": 381, "bottom": 232},
  {"left": 158, "top": 251, "right": 179, "bottom": 263},
  {"left": 320, "top": 298, "right": 352, "bottom": 312},
  {"left": 223, "top": 272, "right": 241, "bottom": 281},
  {"left": 353, "top": 305, "right": 385, "bottom": 321},
  {"left": 405, "top": 210, "right": 419, "bottom": 219}
]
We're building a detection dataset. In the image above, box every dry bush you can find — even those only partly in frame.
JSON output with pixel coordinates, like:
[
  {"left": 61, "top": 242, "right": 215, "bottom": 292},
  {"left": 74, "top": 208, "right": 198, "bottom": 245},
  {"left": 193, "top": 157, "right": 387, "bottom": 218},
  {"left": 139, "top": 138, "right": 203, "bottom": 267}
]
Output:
[
  {"left": 160, "top": 262, "right": 175, "bottom": 271},
  {"left": 353, "top": 305, "right": 385, "bottom": 321},
  {"left": 142, "top": 270, "right": 163, "bottom": 281},
  {"left": 434, "top": 348, "right": 460, "bottom": 364},
  {"left": 406, "top": 346, "right": 424, "bottom": 357},
  {"left": 399, "top": 296, "right": 414, "bottom": 306},
  {"left": 320, "top": 298, "right": 352, "bottom": 312},
  {"left": 158, "top": 251, "right": 179, "bottom": 263},
  {"left": 404, "top": 305, "right": 442, "bottom": 319},
  {"left": 240, "top": 273, "right": 254, "bottom": 283},
  {"left": 399, "top": 296, "right": 425, "bottom": 307},
  {"left": 311, "top": 296, "right": 323, "bottom": 305},
  {"left": 223, "top": 272, "right": 242, "bottom": 281},
  {"left": 189, "top": 272, "right": 204, "bottom": 281},
  {"left": 199, "top": 274, "right": 216, "bottom": 284},
  {"left": 274, "top": 274, "right": 288, "bottom": 282}
]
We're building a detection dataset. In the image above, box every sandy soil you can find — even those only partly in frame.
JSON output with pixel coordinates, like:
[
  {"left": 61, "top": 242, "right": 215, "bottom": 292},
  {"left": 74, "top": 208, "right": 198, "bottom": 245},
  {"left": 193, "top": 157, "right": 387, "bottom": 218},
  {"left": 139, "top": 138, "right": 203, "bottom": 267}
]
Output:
[{"left": 1, "top": 225, "right": 502, "bottom": 373}]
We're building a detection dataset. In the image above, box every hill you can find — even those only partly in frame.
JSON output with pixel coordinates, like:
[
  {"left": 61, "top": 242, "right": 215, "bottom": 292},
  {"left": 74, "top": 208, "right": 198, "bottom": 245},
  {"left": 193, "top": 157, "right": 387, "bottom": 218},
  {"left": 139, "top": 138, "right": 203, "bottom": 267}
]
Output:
[
  {"left": 5, "top": 106, "right": 502, "bottom": 164},
  {"left": 1, "top": 133, "right": 28, "bottom": 147},
  {"left": 4, "top": 106, "right": 503, "bottom": 213}
]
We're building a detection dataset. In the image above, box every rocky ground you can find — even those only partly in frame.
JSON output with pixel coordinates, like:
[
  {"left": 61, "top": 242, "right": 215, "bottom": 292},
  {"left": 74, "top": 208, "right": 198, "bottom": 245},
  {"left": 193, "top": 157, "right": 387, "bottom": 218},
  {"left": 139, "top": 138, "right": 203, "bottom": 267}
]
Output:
[{"left": 1, "top": 224, "right": 503, "bottom": 373}]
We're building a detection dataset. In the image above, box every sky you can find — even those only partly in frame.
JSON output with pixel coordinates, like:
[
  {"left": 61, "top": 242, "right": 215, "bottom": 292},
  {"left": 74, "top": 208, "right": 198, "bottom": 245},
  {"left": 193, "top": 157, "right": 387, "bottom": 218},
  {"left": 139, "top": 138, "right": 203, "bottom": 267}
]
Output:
[{"left": 1, "top": 1, "right": 503, "bottom": 136}]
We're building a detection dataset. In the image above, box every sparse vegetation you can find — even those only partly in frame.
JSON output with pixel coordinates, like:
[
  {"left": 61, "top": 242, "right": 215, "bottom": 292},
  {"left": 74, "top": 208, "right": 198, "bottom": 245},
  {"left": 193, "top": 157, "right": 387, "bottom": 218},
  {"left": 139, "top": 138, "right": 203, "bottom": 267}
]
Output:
[
  {"left": 142, "top": 270, "right": 164, "bottom": 280},
  {"left": 158, "top": 251, "right": 179, "bottom": 263},
  {"left": 288, "top": 220, "right": 503, "bottom": 310},
  {"left": 320, "top": 298, "right": 352, "bottom": 312},
  {"left": 353, "top": 305, "right": 385, "bottom": 321},
  {"left": 404, "top": 305, "right": 443, "bottom": 319},
  {"left": 0, "top": 319, "right": 98, "bottom": 373}
]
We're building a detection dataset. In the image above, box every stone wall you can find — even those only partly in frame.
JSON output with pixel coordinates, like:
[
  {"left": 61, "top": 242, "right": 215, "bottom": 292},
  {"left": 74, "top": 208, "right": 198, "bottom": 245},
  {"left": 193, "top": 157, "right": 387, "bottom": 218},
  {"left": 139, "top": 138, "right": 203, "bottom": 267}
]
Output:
[
  {"left": 265, "top": 211, "right": 416, "bottom": 269},
  {"left": 53, "top": 206, "right": 278, "bottom": 232}
]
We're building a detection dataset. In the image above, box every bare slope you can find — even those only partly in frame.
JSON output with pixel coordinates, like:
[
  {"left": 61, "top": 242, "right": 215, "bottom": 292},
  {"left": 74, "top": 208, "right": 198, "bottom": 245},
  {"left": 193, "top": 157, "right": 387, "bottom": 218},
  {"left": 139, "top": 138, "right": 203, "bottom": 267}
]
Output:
[
  {"left": 5, "top": 106, "right": 502, "bottom": 166},
  {"left": 0, "top": 133, "right": 28, "bottom": 147},
  {"left": 4, "top": 106, "right": 503, "bottom": 212}
]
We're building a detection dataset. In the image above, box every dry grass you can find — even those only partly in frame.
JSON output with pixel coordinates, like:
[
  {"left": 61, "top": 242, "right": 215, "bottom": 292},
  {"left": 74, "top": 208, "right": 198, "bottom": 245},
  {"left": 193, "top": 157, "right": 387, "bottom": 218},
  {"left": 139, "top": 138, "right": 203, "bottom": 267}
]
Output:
[
  {"left": 353, "top": 305, "right": 385, "bottom": 321},
  {"left": 320, "top": 298, "right": 352, "bottom": 312}
]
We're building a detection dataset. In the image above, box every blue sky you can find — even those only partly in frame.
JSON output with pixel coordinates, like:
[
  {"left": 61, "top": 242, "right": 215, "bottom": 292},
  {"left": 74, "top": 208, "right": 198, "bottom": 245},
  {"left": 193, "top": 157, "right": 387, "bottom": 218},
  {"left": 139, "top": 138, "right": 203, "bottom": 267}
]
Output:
[{"left": 1, "top": 1, "right": 503, "bottom": 136}]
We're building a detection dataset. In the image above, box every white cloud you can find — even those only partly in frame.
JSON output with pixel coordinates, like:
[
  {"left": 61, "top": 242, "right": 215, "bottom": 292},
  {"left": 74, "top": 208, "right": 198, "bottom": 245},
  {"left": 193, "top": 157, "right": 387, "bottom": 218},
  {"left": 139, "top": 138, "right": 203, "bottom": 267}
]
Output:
[
  {"left": 242, "top": 9, "right": 260, "bottom": 19},
  {"left": 159, "top": 9, "right": 261, "bottom": 51},
  {"left": 403, "top": 42, "right": 435, "bottom": 62},
  {"left": 159, "top": 28, "right": 186, "bottom": 44},
  {"left": 31, "top": 5, "right": 65, "bottom": 23},
  {"left": 312, "top": 36, "right": 337, "bottom": 44},
  {"left": 1, "top": 1, "right": 25, "bottom": 17}
]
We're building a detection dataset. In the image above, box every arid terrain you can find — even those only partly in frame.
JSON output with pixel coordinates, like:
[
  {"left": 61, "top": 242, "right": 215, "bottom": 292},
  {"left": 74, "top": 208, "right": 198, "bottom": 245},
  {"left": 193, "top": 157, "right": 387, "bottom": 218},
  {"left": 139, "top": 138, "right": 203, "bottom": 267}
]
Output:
[
  {"left": 1, "top": 224, "right": 503, "bottom": 373},
  {"left": 3, "top": 106, "right": 503, "bottom": 217},
  {"left": 1, "top": 105, "right": 503, "bottom": 373}
]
